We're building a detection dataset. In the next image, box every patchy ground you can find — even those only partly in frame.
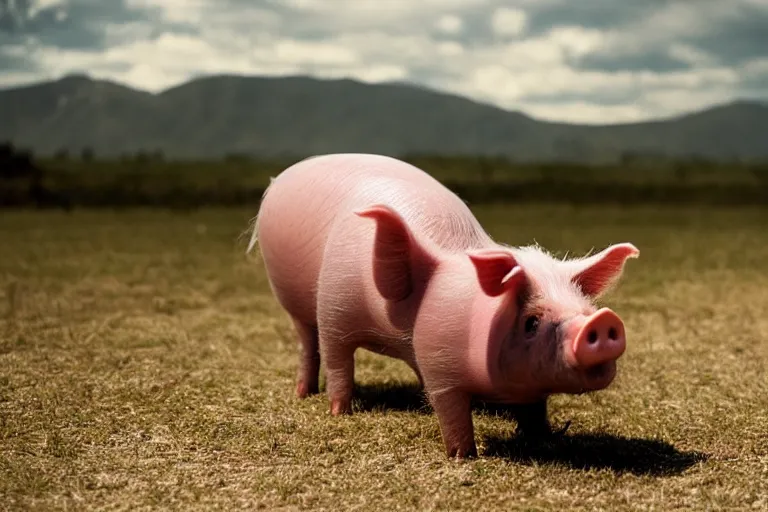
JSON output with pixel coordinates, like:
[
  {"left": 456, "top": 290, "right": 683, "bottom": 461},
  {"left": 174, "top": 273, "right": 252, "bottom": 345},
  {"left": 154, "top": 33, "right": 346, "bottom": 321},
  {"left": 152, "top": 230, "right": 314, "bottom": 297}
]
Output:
[{"left": 1, "top": 204, "right": 767, "bottom": 511}]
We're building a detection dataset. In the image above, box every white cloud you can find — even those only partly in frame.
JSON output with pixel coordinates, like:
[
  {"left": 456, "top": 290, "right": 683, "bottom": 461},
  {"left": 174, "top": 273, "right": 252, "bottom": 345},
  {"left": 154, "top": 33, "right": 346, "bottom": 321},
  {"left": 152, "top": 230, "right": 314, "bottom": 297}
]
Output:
[
  {"left": 2, "top": 0, "right": 766, "bottom": 124},
  {"left": 314, "top": 64, "right": 409, "bottom": 83},
  {"left": 547, "top": 26, "right": 605, "bottom": 58},
  {"left": 435, "top": 14, "right": 464, "bottom": 35},
  {"left": 28, "top": 0, "right": 65, "bottom": 18},
  {"left": 584, "top": 1, "right": 756, "bottom": 64},
  {"left": 274, "top": 0, "right": 490, "bottom": 34},
  {"left": 14, "top": 24, "right": 395, "bottom": 93},
  {"left": 281, "top": 0, "right": 490, "bottom": 12},
  {"left": 1, "top": 44, "right": 29, "bottom": 59},
  {"left": 743, "top": 58, "right": 768, "bottom": 75},
  {"left": 519, "top": 101, "right": 647, "bottom": 125},
  {"left": 465, "top": 65, "right": 524, "bottom": 103},
  {"left": 29, "top": 34, "right": 252, "bottom": 92},
  {"left": 642, "top": 87, "right": 739, "bottom": 117},
  {"left": 437, "top": 41, "right": 465, "bottom": 57},
  {"left": 356, "top": 65, "right": 409, "bottom": 83},
  {"left": 0, "top": 71, "right": 47, "bottom": 88},
  {"left": 126, "top": 0, "right": 280, "bottom": 27},
  {"left": 103, "top": 21, "right": 158, "bottom": 46},
  {"left": 668, "top": 44, "right": 715, "bottom": 66},
  {"left": 330, "top": 31, "right": 447, "bottom": 65},
  {"left": 124, "top": 0, "right": 206, "bottom": 24},
  {"left": 490, "top": 7, "right": 527, "bottom": 37},
  {"left": 274, "top": 40, "right": 358, "bottom": 66},
  {"left": 278, "top": 0, "right": 327, "bottom": 10}
]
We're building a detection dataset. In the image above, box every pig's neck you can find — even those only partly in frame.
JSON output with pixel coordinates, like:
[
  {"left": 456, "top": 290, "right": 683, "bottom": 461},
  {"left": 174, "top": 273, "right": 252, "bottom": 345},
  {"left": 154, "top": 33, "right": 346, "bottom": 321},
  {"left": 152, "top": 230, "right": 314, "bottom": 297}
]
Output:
[
  {"left": 464, "top": 283, "right": 517, "bottom": 397},
  {"left": 463, "top": 266, "right": 547, "bottom": 404}
]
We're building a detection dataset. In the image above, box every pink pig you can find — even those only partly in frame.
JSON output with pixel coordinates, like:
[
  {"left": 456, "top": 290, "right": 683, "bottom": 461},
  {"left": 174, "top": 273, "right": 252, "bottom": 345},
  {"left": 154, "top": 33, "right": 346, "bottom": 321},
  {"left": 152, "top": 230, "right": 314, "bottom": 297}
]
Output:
[{"left": 249, "top": 153, "right": 639, "bottom": 458}]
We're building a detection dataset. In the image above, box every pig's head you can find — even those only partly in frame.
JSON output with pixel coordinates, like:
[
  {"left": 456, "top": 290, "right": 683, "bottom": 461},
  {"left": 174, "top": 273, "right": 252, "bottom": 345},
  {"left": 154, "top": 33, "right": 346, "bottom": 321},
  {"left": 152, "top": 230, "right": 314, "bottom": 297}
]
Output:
[
  {"left": 467, "top": 242, "right": 639, "bottom": 400},
  {"left": 356, "top": 203, "right": 639, "bottom": 403}
]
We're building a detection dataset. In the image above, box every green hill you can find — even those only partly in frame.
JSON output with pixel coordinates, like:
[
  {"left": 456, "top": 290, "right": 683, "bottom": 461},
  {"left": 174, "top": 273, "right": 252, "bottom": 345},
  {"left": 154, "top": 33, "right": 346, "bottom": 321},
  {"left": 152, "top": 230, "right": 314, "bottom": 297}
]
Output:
[{"left": 2, "top": 73, "right": 766, "bottom": 162}]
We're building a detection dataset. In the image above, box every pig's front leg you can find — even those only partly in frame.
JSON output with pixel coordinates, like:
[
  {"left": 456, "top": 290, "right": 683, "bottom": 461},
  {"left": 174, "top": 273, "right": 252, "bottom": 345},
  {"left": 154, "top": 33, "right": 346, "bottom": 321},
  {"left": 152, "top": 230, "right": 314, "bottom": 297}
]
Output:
[
  {"left": 511, "top": 399, "right": 551, "bottom": 437},
  {"left": 512, "top": 399, "right": 571, "bottom": 438},
  {"left": 414, "top": 335, "right": 478, "bottom": 458},
  {"left": 429, "top": 388, "right": 477, "bottom": 458}
]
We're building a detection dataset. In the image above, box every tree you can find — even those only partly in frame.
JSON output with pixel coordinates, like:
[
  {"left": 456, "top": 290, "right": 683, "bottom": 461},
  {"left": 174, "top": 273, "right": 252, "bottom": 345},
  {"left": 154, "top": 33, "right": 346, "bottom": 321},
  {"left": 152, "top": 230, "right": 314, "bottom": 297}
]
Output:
[
  {"left": 81, "top": 147, "right": 94, "bottom": 162},
  {"left": 0, "top": 141, "right": 36, "bottom": 180}
]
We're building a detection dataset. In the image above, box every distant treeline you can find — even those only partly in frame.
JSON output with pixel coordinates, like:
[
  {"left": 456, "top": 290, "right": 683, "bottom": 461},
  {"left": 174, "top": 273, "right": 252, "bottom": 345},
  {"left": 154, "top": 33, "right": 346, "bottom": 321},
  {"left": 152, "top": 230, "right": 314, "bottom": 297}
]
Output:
[{"left": 2, "top": 142, "right": 768, "bottom": 209}]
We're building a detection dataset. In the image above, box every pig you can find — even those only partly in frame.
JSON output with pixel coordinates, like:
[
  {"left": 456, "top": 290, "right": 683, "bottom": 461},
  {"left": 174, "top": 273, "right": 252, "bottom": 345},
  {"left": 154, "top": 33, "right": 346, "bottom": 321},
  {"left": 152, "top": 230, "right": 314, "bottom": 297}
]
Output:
[{"left": 248, "top": 153, "right": 639, "bottom": 458}]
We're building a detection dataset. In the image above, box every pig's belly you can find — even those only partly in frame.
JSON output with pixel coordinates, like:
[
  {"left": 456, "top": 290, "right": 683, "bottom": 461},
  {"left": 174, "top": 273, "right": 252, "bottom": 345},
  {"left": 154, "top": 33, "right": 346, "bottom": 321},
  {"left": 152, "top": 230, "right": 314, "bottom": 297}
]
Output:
[{"left": 359, "top": 337, "right": 417, "bottom": 368}]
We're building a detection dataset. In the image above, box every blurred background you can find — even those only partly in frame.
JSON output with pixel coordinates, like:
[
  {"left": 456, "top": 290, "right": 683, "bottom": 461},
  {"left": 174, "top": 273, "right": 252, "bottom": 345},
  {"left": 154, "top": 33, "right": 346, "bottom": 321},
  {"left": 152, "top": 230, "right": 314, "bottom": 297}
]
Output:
[
  {"left": 1, "top": 0, "right": 767, "bottom": 208},
  {"left": 2, "top": 3, "right": 768, "bottom": 509}
]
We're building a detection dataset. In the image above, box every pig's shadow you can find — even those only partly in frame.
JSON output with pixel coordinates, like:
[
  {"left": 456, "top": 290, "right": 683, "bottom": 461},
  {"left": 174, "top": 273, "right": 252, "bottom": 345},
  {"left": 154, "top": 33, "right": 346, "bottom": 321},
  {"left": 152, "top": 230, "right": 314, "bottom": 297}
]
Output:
[
  {"left": 350, "top": 382, "right": 707, "bottom": 477},
  {"left": 352, "top": 381, "right": 430, "bottom": 414},
  {"left": 481, "top": 431, "right": 707, "bottom": 477}
]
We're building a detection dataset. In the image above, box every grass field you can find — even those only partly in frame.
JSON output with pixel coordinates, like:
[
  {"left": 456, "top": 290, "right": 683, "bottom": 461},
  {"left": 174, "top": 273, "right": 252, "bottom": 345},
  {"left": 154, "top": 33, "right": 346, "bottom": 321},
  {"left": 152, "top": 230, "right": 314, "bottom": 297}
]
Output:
[{"left": 1, "top": 204, "right": 767, "bottom": 510}]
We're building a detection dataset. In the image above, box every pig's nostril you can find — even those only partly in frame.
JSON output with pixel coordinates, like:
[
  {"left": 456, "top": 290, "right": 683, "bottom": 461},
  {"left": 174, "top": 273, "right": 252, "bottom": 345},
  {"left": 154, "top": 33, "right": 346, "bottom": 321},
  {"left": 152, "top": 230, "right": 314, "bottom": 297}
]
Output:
[
  {"left": 608, "top": 327, "right": 618, "bottom": 340},
  {"left": 587, "top": 330, "right": 598, "bottom": 344}
]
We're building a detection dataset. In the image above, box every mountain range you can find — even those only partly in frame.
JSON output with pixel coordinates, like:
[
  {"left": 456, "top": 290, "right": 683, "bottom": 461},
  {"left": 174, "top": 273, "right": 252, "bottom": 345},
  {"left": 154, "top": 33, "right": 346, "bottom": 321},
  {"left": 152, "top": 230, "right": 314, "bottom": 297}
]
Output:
[{"left": 1, "top": 73, "right": 767, "bottom": 163}]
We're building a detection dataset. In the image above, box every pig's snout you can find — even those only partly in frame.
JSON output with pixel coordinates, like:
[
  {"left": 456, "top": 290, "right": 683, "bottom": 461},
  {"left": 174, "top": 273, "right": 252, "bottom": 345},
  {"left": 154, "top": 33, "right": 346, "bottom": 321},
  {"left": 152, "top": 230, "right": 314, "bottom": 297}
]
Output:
[{"left": 572, "top": 308, "right": 626, "bottom": 368}]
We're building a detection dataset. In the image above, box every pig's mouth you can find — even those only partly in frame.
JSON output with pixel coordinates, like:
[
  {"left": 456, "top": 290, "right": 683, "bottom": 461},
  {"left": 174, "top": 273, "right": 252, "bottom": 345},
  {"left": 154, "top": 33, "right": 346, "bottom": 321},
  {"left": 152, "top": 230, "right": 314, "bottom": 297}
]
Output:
[
  {"left": 550, "top": 355, "right": 618, "bottom": 396},
  {"left": 578, "top": 360, "right": 617, "bottom": 391}
]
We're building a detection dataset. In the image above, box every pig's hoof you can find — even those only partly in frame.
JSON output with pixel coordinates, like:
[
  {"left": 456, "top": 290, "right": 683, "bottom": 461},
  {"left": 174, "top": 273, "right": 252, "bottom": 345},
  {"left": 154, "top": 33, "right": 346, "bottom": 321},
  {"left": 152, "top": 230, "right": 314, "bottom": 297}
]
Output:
[
  {"left": 330, "top": 398, "right": 352, "bottom": 416},
  {"left": 447, "top": 444, "right": 478, "bottom": 459},
  {"left": 295, "top": 380, "right": 318, "bottom": 398}
]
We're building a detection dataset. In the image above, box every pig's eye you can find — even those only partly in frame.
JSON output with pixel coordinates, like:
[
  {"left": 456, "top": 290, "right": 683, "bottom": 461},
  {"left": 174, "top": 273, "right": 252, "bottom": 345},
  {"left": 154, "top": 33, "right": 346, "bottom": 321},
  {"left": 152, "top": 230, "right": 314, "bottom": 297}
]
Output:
[{"left": 524, "top": 315, "right": 540, "bottom": 336}]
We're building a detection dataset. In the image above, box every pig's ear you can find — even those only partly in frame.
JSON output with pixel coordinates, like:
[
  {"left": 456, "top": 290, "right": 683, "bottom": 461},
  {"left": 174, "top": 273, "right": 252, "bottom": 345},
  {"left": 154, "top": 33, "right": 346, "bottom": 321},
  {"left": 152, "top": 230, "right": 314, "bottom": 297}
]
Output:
[
  {"left": 467, "top": 248, "right": 527, "bottom": 297},
  {"left": 568, "top": 243, "right": 639, "bottom": 298},
  {"left": 355, "top": 204, "right": 435, "bottom": 302}
]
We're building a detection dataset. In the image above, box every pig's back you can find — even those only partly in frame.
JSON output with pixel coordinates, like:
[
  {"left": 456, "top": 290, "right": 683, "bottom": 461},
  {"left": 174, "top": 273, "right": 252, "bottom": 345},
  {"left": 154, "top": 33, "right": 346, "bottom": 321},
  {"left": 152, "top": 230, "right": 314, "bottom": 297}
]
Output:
[{"left": 254, "top": 153, "right": 492, "bottom": 325}]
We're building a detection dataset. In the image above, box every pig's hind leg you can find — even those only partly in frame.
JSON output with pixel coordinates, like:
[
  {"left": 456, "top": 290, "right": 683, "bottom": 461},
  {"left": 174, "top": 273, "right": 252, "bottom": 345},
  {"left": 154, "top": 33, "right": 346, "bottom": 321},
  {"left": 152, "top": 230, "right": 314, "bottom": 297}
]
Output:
[
  {"left": 318, "top": 325, "right": 356, "bottom": 416},
  {"left": 292, "top": 317, "right": 321, "bottom": 398}
]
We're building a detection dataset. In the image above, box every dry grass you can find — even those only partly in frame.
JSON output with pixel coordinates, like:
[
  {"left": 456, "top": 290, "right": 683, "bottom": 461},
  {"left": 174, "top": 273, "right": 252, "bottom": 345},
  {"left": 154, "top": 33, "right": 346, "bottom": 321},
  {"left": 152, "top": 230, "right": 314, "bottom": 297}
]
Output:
[{"left": 1, "top": 204, "right": 767, "bottom": 511}]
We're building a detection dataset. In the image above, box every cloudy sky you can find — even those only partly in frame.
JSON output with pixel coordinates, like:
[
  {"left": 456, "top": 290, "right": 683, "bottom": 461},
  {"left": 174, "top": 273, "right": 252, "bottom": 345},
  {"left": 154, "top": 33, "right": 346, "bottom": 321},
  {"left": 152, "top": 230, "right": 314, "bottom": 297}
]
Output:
[{"left": 1, "top": 0, "right": 767, "bottom": 124}]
